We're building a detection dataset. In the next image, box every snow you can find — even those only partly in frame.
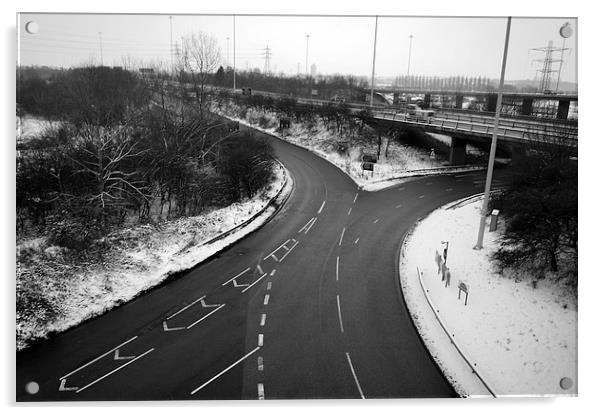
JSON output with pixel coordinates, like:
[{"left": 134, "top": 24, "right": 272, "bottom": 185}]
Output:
[
  {"left": 399, "top": 197, "right": 577, "bottom": 397},
  {"left": 213, "top": 101, "right": 485, "bottom": 191},
  {"left": 16, "top": 164, "right": 292, "bottom": 350},
  {"left": 16, "top": 116, "right": 61, "bottom": 141}
]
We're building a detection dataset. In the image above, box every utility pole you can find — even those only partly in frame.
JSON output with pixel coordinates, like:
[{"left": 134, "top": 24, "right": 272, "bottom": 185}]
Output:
[
  {"left": 233, "top": 15, "right": 236, "bottom": 90},
  {"left": 475, "top": 17, "right": 512, "bottom": 250},
  {"left": 98, "top": 32, "right": 104, "bottom": 66},
  {"left": 169, "top": 16, "right": 173, "bottom": 72},
  {"left": 370, "top": 16, "right": 378, "bottom": 107},
  {"left": 407, "top": 34, "right": 414, "bottom": 76},
  {"left": 226, "top": 37, "right": 230, "bottom": 67},
  {"left": 305, "top": 34, "right": 310, "bottom": 76}
]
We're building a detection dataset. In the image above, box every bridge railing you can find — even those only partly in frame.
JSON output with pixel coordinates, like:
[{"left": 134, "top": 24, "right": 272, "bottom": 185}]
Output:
[{"left": 372, "top": 111, "right": 578, "bottom": 147}]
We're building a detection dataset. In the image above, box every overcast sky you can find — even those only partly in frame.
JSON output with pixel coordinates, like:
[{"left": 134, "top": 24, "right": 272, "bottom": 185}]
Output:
[{"left": 18, "top": 13, "right": 577, "bottom": 83}]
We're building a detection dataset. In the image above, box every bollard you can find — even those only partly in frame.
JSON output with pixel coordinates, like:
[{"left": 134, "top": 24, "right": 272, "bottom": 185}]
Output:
[{"left": 489, "top": 209, "right": 500, "bottom": 232}]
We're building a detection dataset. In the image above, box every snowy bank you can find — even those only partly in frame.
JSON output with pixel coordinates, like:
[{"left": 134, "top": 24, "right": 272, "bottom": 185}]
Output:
[
  {"left": 213, "top": 102, "right": 485, "bottom": 191},
  {"left": 16, "top": 164, "right": 292, "bottom": 350},
  {"left": 399, "top": 197, "right": 577, "bottom": 397}
]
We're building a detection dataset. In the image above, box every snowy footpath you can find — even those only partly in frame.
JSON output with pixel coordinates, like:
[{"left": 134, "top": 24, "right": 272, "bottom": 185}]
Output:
[
  {"left": 399, "top": 197, "right": 577, "bottom": 397},
  {"left": 16, "top": 164, "right": 292, "bottom": 350}
]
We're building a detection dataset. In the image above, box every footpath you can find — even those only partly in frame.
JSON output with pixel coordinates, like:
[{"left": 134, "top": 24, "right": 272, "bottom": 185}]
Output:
[{"left": 398, "top": 197, "right": 577, "bottom": 397}]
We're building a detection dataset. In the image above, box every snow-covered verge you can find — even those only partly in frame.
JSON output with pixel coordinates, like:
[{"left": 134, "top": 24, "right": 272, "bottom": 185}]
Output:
[
  {"left": 16, "top": 164, "right": 292, "bottom": 350},
  {"left": 16, "top": 115, "right": 62, "bottom": 142},
  {"left": 213, "top": 101, "right": 484, "bottom": 191},
  {"left": 399, "top": 197, "right": 577, "bottom": 397}
]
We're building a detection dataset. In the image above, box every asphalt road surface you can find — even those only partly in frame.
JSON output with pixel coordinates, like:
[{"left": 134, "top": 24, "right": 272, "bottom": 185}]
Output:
[{"left": 16, "top": 126, "right": 508, "bottom": 401}]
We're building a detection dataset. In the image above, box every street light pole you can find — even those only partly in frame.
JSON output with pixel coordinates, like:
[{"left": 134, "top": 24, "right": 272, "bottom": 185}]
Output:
[
  {"left": 233, "top": 15, "right": 236, "bottom": 90},
  {"left": 98, "top": 32, "right": 104, "bottom": 66},
  {"left": 169, "top": 16, "right": 174, "bottom": 74},
  {"left": 475, "top": 16, "right": 512, "bottom": 250},
  {"left": 370, "top": 16, "right": 378, "bottom": 107},
  {"left": 305, "top": 34, "right": 310, "bottom": 76},
  {"left": 407, "top": 34, "right": 413, "bottom": 76}
]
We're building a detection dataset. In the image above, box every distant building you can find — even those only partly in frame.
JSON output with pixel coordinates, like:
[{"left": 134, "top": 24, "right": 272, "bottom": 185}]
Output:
[{"left": 310, "top": 63, "right": 317, "bottom": 77}]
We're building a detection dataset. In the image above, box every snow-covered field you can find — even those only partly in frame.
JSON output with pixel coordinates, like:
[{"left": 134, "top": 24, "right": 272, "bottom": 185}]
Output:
[
  {"left": 17, "top": 116, "right": 61, "bottom": 141},
  {"left": 399, "top": 197, "right": 577, "bottom": 397},
  {"left": 213, "top": 102, "right": 480, "bottom": 191},
  {"left": 16, "top": 164, "right": 291, "bottom": 350}
]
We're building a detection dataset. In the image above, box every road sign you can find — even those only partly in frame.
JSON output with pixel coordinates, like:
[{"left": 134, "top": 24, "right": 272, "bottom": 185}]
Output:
[
  {"left": 362, "top": 153, "right": 377, "bottom": 163},
  {"left": 458, "top": 280, "right": 469, "bottom": 305},
  {"left": 361, "top": 162, "right": 374, "bottom": 171}
]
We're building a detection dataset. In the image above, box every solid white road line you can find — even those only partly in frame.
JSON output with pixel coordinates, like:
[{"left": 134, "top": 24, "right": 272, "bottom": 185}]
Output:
[
  {"left": 336, "top": 256, "right": 340, "bottom": 281},
  {"left": 418, "top": 195, "right": 425, "bottom": 199},
  {"left": 353, "top": 193, "right": 358, "bottom": 203},
  {"left": 190, "top": 347, "right": 261, "bottom": 395},
  {"left": 186, "top": 304, "right": 225, "bottom": 329},
  {"left": 395, "top": 204, "right": 402, "bottom": 209},
  {"left": 60, "top": 336, "right": 138, "bottom": 380},
  {"left": 336, "top": 295, "right": 344, "bottom": 333},
  {"left": 347, "top": 207, "right": 352, "bottom": 216},
  {"left": 256, "top": 264, "right": 264, "bottom": 275},
  {"left": 241, "top": 273, "right": 268, "bottom": 293},
  {"left": 264, "top": 294, "right": 270, "bottom": 305},
  {"left": 76, "top": 348, "right": 154, "bottom": 394},
  {"left": 304, "top": 217, "right": 317, "bottom": 234},
  {"left": 278, "top": 240, "right": 299, "bottom": 262},
  {"left": 339, "top": 227, "right": 346, "bottom": 246},
  {"left": 398, "top": 187, "right": 405, "bottom": 191},
  {"left": 258, "top": 383, "right": 265, "bottom": 399},
  {"left": 270, "top": 269, "right": 276, "bottom": 277},
  {"left": 264, "top": 239, "right": 291, "bottom": 260},
  {"left": 166, "top": 296, "right": 205, "bottom": 320},
  {"left": 258, "top": 334, "right": 264, "bottom": 347},
  {"left": 298, "top": 217, "right": 315, "bottom": 233},
  {"left": 260, "top": 313, "right": 266, "bottom": 326},
  {"left": 162, "top": 321, "right": 186, "bottom": 332},
  {"left": 200, "top": 298, "right": 221, "bottom": 308},
  {"left": 318, "top": 200, "right": 326, "bottom": 214},
  {"left": 345, "top": 352, "right": 366, "bottom": 399},
  {"left": 354, "top": 238, "right": 359, "bottom": 245},
  {"left": 222, "top": 268, "right": 250, "bottom": 286}
]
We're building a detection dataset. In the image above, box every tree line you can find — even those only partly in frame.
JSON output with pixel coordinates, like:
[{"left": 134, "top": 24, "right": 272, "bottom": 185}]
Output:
[{"left": 17, "top": 61, "right": 275, "bottom": 251}]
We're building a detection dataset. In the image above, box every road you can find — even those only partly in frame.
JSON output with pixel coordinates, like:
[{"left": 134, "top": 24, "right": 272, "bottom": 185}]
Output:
[{"left": 16, "top": 125, "right": 508, "bottom": 401}]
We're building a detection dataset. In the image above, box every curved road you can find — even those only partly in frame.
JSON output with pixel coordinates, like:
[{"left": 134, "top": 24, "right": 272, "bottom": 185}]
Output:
[{"left": 16, "top": 126, "right": 505, "bottom": 401}]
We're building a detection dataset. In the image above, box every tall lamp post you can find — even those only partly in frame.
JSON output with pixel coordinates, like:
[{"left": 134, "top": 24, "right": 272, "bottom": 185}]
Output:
[
  {"left": 556, "top": 22, "right": 573, "bottom": 91},
  {"left": 407, "top": 34, "right": 414, "bottom": 76},
  {"left": 369, "top": 16, "right": 378, "bottom": 107},
  {"left": 475, "top": 17, "right": 512, "bottom": 250},
  {"left": 233, "top": 15, "right": 236, "bottom": 90},
  {"left": 305, "top": 34, "right": 310, "bottom": 76}
]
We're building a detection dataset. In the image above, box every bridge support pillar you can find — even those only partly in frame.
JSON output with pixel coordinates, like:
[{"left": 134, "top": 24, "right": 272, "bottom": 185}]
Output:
[
  {"left": 455, "top": 94, "right": 464, "bottom": 109},
  {"left": 557, "top": 99, "right": 571, "bottom": 120},
  {"left": 450, "top": 136, "right": 467, "bottom": 165},
  {"left": 521, "top": 98, "right": 533, "bottom": 116},
  {"left": 424, "top": 93, "right": 431, "bottom": 108},
  {"left": 486, "top": 94, "right": 497, "bottom": 112},
  {"left": 393, "top": 92, "right": 400, "bottom": 105}
]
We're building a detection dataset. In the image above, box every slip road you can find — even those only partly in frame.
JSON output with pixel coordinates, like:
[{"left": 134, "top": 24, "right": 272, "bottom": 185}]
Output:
[{"left": 17, "top": 125, "right": 502, "bottom": 400}]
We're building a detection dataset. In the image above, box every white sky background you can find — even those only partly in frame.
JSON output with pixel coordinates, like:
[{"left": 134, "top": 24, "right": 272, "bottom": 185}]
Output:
[{"left": 18, "top": 13, "right": 577, "bottom": 83}]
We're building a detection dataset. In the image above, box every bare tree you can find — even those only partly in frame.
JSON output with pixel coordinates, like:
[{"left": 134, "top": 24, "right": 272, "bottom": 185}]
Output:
[{"left": 178, "top": 32, "right": 221, "bottom": 114}]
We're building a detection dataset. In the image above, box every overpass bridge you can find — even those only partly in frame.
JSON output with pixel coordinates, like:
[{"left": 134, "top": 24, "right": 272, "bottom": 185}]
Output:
[{"left": 370, "top": 109, "right": 577, "bottom": 164}]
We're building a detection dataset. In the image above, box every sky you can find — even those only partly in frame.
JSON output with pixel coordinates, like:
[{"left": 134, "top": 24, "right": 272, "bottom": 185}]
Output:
[{"left": 17, "top": 13, "right": 577, "bottom": 84}]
